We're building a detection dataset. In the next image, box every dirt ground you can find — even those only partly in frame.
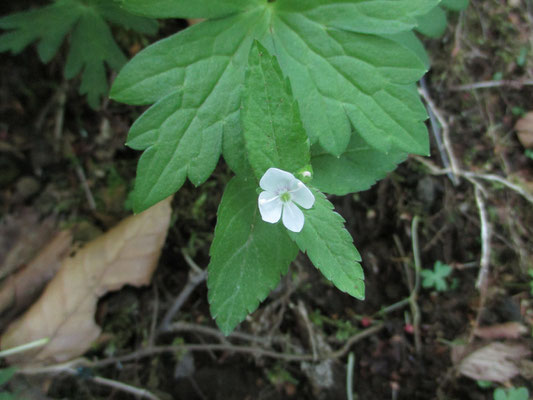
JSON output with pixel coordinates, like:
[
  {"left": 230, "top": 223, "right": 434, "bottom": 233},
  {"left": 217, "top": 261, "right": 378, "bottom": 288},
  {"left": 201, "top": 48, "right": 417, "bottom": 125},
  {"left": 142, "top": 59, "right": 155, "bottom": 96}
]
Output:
[{"left": 1, "top": 0, "right": 532, "bottom": 399}]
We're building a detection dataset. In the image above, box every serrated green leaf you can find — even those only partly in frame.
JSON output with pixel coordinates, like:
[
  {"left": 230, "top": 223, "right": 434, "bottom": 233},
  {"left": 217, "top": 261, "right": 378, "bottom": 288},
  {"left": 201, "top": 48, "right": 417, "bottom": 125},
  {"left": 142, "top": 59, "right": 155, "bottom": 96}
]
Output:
[
  {"left": 312, "top": 133, "right": 406, "bottom": 196},
  {"left": 112, "top": 1, "right": 432, "bottom": 211},
  {"left": 416, "top": 6, "right": 448, "bottom": 38},
  {"left": 271, "top": 11, "right": 429, "bottom": 156},
  {"left": 0, "top": 0, "right": 157, "bottom": 108},
  {"left": 242, "top": 41, "right": 310, "bottom": 179},
  {"left": 441, "top": 0, "right": 469, "bottom": 11},
  {"left": 0, "top": 0, "right": 82, "bottom": 63},
  {"left": 274, "top": 0, "right": 440, "bottom": 34},
  {"left": 288, "top": 191, "right": 364, "bottom": 299},
  {"left": 92, "top": 0, "right": 158, "bottom": 34},
  {"left": 65, "top": 9, "right": 127, "bottom": 108},
  {"left": 111, "top": 8, "right": 270, "bottom": 212},
  {"left": 382, "top": 31, "right": 430, "bottom": 69},
  {"left": 121, "top": 0, "right": 261, "bottom": 19},
  {"left": 208, "top": 176, "right": 298, "bottom": 335}
]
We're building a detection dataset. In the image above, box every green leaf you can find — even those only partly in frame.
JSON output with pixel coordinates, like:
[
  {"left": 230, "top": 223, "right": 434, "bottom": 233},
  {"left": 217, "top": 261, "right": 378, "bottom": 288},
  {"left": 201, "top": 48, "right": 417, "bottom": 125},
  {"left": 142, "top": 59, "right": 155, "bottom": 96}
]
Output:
[
  {"left": 208, "top": 176, "right": 298, "bottom": 335},
  {"left": 273, "top": 0, "right": 440, "bottom": 34},
  {"left": 92, "top": 0, "right": 158, "bottom": 34},
  {"left": 241, "top": 41, "right": 311, "bottom": 179},
  {"left": 112, "top": 1, "right": 432, "bottom": 211},
  {"left": 111, "top": 8, "right": 270, "bottom": 212},
  {"left": 0, "top": 0, "right": 82, "bottom": 63},
  {"left": 382, "top": 31, "right": 430, "bottom": 69},
  {"left": 421, "top": 261, "right": 452, "bottom": 292},
  {"left": 288, "top": 190, "right": 364, "bottom": 299},
  {"left": 494, "top": 388, "right": 507, "bottom": 400},
  {"left": 271, "top": 10, "right": 429, "bottom": 156},
  {"left": 311, "top": 133, "right": 406, "bottom": 196},
  {"left": 121, "top": 0, "right": 261, "bottom": 19},
  {"left": 416, "top": 6, "right": 448, "bottom": 38},
  {"left": 0, "top": 368, "right": 15, "bottom": 386},
  {"left": 441, "top": 0, "right": 469, "bottom": 11},
  {"left": 0, "top": 0, "right": 157, "bottom": 108},
  {"left": 65, "top": 9, "right": 128, "bottom": 109}
]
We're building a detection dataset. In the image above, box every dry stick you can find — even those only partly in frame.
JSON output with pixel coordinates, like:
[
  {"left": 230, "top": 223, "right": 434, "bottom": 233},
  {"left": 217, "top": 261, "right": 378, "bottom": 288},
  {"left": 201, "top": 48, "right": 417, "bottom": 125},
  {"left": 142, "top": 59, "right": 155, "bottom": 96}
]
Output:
[
  {"left": 413, "top": 156, "right": 533, "bottom": 206},
  {"left": 392, "top": 219, "right": 422, "bottom": 357},
  {"left": 21, "top": 324, "right": 385, "bottom": 376},
  {"left": 474, "top": 186, "right": 492, "bottom": 290},
  {"left": 410, "top": 216, "right": 422, "bottom": 356},
  {"left": 450, "top": 78, "right": 533, "bottom": 91},
  {"left": 91, "top": 375, "right": 160, "bottom": 400},
  {"left": 53, "top": 81, "right": 68, "bottom": 154},
  {"left": 419, "top": 79, "right": 459, "bottom": 186},
  {"left": 74, "top": 163, "right": 97, "bottom": 211},
  {"left": 158, "top": 254, "right": 207, "bottom": 333},
  {"left": 418, "top": 81, "right": 459, "bottom": 186}
]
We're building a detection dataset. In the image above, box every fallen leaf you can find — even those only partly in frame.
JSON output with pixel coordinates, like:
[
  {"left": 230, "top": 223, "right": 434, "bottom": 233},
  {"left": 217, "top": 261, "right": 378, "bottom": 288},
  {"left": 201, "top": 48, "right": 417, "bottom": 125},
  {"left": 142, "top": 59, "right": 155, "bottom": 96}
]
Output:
[
  {"left": 0, "top": 230, "right": 72, "bottom": 326},
  {"left": 453, "top": 342, "right": 531, "bottom": 383},
  {"left": 515, "top": 111, "right": 533, "bottom": 148},
  {"left": 0, "top": 211, "right": 56, "bottom": 280},
  {"left": 474, "top": 322, "right": 528, "bottom": 340},
  {"left": 1, "top": 198, "right": 172, "bottom": 365}
]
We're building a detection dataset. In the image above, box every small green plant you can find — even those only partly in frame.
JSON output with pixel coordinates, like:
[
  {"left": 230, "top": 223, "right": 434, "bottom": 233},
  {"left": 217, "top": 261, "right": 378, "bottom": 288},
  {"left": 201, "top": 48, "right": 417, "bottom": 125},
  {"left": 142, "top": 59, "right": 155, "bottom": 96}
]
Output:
[
  {"left": 421, "top": 261, "right": 453, "bottom": 292},
  {"left": 0, "top": 0, "right": 157, "bottom": 108},
  {"left": 493, "top": 387, "right": 529, "bottom": 400},
  {"left": 525, "top": 150, "right": 533, "bottom": 162}
]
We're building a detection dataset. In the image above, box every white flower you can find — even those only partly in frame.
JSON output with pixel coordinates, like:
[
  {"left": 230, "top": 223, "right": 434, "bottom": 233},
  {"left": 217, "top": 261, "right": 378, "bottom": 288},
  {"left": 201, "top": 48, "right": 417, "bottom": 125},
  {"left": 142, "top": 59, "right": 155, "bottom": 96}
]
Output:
[{"left": 258, "top": 168, "right": 315, "bottom": 233}]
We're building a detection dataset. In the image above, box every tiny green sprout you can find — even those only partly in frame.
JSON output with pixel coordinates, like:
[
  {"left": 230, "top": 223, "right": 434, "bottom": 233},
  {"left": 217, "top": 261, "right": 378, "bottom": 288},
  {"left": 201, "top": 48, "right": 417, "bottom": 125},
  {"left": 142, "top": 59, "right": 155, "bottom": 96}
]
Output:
[
  {"left": 477, "top": 380, "right": 493, "bottom": 389},
  {"left": 493, "top": 387, "right": 529, "bottom": 400},
  {"left": 421, "top": 261, "right": 453, "bottom": 292}
]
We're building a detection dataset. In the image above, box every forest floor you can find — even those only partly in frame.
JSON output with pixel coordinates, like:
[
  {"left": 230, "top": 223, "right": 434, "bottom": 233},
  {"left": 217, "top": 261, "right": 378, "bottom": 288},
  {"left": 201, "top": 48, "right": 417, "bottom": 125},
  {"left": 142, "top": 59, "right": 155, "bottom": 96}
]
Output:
[{"left": 1, "top": 0, "right": 532, "bottom": 399}]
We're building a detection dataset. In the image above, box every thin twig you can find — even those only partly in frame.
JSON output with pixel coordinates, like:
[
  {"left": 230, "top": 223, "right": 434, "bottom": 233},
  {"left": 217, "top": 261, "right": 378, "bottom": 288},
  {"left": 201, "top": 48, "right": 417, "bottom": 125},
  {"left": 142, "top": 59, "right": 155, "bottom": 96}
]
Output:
[
  {"left": 346, "top": 352, "right": 355, "bottom": 400},
  {"left": 91, "top": 375, "right": 160, "bottom": 400},
  {"left": 450, "top": 78, "right": 533, "bottom": 91},
  {"left": 474, "top": 186, "right": 492, "bottom": 291},
  {"left": 410, "top": 216, "right": 422, "bottom": 356},
  {"left": 412, "top": 156, "right": 533, "bottom": 205},
  {"left": 419, "top": 79, "right": 460, "bottom": 185},
  {"left": 20, "top": 324, "right": 385, "bottom": 374},
  {"left": 158, "top": 254, "right": 207, "bottom": 333},
  {"left": 74, "top": 164, "right": 97, "bottom": 211},
  {"left": 418, "top": 81, "right": 459, "bottom": 186}
]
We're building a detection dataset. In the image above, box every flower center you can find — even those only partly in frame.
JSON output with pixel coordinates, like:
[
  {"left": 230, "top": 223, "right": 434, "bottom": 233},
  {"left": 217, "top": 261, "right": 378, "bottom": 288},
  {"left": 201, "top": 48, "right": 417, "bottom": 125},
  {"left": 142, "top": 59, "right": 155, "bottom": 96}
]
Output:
[{"left": 280, "top": 191, "right": 292, "bottom": 203}]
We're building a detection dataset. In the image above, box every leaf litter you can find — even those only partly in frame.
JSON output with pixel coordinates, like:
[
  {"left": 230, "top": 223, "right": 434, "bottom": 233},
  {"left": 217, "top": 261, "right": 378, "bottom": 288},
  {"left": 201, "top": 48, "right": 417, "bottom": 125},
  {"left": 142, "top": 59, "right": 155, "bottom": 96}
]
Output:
[{"left": 0, "top": 197, "right": 172, "bottom": 366}]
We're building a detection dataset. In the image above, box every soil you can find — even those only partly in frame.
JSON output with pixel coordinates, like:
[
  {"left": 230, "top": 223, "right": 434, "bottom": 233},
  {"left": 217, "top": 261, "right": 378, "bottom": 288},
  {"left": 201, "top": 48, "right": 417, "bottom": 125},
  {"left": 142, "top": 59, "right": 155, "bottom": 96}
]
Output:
[{"left": 1, "top": 0, "right": 532, "bottom": 399}]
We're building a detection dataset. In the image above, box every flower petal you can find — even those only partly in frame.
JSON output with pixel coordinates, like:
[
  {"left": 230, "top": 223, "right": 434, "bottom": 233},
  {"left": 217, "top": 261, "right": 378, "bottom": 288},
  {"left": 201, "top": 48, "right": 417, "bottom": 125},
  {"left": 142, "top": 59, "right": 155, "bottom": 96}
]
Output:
[
  {"left": 282, "top": 201, "right": 305, "bottom": 233},
  {"left": 258, "top": 191, "right": 282, "bottom": 223},
  {"left": 291, "top": 183, "right": 315, "bottom": 209},
  {"left": 260, "top": 168, "right": 298, "bottom": 194}
]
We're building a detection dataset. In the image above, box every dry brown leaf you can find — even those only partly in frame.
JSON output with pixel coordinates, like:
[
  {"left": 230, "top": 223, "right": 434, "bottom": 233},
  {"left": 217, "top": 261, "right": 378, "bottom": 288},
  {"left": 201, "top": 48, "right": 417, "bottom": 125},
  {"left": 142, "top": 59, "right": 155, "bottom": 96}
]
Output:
[
  {"left": 0, "top": 230, "right": 72, "bottom": 325},
  {"left": 453, "top": 342, "right": 531, "bottom": 383},
  {"left": 0, "top": 211, "right": 56, "bottom": 280},
  {"left": 1, "top": 198, "right": 172, "bottom": 366},
  {"left": 515, "top": 111, "right": 533, "bottom": 148},
  {"left": 474, "top": 322, "right": 528, "bottom": 340}
]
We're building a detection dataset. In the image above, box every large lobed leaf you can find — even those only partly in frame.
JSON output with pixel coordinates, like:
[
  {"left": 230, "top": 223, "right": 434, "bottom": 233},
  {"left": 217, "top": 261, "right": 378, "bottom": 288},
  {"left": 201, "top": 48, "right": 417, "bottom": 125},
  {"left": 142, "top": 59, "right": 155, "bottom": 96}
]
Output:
[
  {"left": 241, "top": 41, "right": 310, "bottom": 179},
  {"left": 207, "top": 177, "right": 298, "bottom": 335},
  {"left": 112, "top": 0, "right": 434, "bottom": 212},
  {"left": 0, "top": 0, "right": 157, "bottom": 108},
  {"left": 288, "top": 190, "right": 365, "bottom": 300}
]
